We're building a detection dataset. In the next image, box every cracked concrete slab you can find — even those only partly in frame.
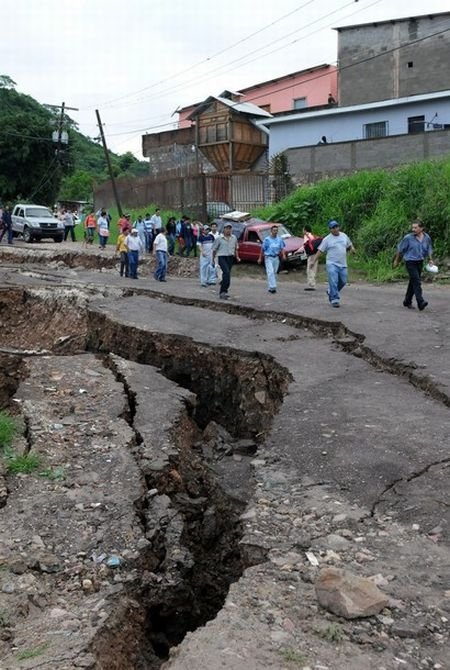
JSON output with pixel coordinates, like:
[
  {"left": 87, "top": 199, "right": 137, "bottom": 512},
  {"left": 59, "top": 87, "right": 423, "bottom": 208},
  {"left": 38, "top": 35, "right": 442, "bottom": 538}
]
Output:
[{"left": 0, "top": 253, "right": 449, "bottom": 669}]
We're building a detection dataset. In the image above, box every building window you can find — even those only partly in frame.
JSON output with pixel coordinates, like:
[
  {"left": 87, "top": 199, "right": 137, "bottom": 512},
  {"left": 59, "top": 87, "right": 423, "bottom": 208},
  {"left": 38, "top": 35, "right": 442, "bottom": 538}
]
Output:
[
  {"left": 363, "top": 121, "right": 388, "bottom": 139},
  {"left": 408, "top": 115, "right": 425, "bottom": 134},
  {"left": 293, "top": 97, "right": 307, "bottom": 110},
  {"left": 407, "top": 61, "right": 414, "bottom": 68}
]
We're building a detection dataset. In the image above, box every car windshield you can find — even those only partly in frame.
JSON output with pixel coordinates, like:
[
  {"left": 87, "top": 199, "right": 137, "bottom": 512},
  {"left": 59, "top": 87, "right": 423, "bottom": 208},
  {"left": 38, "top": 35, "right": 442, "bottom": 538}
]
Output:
[
  {"left": 259, "top": 225, "right": 292, "bottom": 240},
  {"left": 26, "top": 208, "right": 54, "bottom": 218}
]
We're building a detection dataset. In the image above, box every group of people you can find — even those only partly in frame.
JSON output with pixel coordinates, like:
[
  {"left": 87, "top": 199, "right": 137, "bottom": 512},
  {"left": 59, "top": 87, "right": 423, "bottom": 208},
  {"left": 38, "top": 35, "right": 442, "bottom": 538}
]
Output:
[{"left": 257, "top": 218, "right": 434, "bottom": 311}]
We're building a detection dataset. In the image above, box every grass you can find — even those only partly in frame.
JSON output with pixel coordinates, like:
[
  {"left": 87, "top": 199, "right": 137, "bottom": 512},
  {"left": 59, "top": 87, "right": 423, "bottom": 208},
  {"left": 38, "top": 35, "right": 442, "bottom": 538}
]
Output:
[
  {"left": 38, "top": 466, "right": 65, "bottom": 481},
  {"left": 317, "top": 622, "right": 344, "bottom": 643},
  {"left": 256, "top": 158, "right": 450, "bottom": 281},
  {"left": 16, "top": 642, "right": 49, "bottom": 660},
  {"left": 278, "top": 648, "right": 307, "bottom": 665},
  {"left": 0, "top": 411, "right": 16, "bottom": 448},
  {"left": 4, "top": 449, "right": 41, "bottom": 474}
]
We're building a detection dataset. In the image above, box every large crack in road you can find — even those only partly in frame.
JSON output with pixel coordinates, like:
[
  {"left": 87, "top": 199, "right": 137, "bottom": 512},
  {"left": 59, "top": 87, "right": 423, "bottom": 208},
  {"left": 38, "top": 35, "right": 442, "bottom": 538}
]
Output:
[{"left": 0, "top": 281, "right": 449, "bottom": 669}]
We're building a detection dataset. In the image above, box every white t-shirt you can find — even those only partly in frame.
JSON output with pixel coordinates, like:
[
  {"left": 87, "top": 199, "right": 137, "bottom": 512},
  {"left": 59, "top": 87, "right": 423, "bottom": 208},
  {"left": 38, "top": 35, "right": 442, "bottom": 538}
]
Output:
[{"left": 153, "top": 232, "right": 168, "bottom": 252}]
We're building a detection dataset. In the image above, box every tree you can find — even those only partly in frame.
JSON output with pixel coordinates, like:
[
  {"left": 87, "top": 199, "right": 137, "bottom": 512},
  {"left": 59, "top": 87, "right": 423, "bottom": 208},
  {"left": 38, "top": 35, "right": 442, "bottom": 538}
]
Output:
[
  {"left": 0, "top": 75, "right": 16, "bottom": 89},
  {"left": 58, "top": 170, "right": 94, "bottom": 201},
  {"left": 0, "top": 88, "right": 64, "bottom": 203}
]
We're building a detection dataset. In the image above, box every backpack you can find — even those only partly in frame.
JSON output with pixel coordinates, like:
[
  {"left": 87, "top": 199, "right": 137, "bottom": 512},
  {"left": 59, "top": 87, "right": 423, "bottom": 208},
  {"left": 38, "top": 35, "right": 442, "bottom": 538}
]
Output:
[{"left": 304, "top": 236, "right": 323, "bottom": 256}]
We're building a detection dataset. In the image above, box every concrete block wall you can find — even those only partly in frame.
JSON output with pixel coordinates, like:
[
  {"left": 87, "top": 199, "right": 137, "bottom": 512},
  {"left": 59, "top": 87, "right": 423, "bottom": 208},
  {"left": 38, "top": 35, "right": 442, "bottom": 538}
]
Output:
[
  {"left": 338, "top": 14, "right": 450, "bottom": 106},
  {"left": 285, "top": 129, "right": 450, "bottom": 183}
]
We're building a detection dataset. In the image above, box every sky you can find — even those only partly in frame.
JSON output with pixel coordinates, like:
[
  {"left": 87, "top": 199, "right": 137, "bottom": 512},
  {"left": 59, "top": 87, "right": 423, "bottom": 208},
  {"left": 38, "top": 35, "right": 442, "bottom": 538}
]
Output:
[{"left": 2, "top": 0, "right": 450, "bottom": 159}]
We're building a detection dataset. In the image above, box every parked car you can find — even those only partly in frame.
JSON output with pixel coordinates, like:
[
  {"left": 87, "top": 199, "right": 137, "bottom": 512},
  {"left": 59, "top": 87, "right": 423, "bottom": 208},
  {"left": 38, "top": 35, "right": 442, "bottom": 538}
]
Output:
[
  {"left": 11, "top": 204, "right": 65, "bottom": 243},
  {"left": 214, "top": 213, "right": 306, "bottom": 268}
]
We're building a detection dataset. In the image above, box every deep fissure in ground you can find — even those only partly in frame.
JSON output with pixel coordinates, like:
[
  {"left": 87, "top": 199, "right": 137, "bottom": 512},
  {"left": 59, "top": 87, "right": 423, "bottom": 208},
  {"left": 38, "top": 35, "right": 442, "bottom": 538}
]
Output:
[{"left": 0, "top": 288, "right": 290, "bottom": 668}]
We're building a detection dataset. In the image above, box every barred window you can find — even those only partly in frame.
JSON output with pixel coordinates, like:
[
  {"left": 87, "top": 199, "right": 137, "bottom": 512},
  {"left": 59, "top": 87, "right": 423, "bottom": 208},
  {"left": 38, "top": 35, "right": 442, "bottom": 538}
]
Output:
[{"left": 363, "top": 121, "right": 388, "bottom": 139}]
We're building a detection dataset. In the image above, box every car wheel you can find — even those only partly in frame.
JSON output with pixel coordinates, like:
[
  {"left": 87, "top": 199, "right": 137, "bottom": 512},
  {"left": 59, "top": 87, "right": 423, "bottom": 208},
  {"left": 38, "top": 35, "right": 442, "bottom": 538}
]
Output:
[
  {"left": 23, "top": 227, "right": 33, "bottom": 243},
  {"left": 54, "top": 235, "right": 64, "bottom": 243}
]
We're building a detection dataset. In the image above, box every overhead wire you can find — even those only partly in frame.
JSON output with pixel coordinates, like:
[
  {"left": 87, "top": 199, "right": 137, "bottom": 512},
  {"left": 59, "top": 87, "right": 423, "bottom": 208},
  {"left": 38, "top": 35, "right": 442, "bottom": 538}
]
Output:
[
  {"left": 86, "top": 0, "right": 320, "bottom": 110},
  {"left": 99, "top": 0, "right": 358, "bottom": 111},
  {"left": 102, "top": 17, "right": 450, "bottom": 144}
]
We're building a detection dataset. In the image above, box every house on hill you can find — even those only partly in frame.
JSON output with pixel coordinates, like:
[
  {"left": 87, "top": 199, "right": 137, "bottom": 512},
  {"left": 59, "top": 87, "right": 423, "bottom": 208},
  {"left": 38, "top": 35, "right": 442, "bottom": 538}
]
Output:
[
  {"left": 142, "top": 65, "right": 338, "bottom": 176},
  {"left": 259, "top": 11, "right": 450, "bottom": 183}
]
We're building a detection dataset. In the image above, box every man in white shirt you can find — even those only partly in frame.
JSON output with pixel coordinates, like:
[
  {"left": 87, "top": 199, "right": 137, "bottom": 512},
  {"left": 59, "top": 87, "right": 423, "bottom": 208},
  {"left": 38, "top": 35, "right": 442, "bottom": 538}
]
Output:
[
  {"left": 153, "top": 227, "right": 168, "bottom": 282},
  {"left": 312, "top": 220, "right": 355, "bottom": 307},
  {"left": 125, "top": 229, "right": 144, "bottom": 279},
  {"left": 150, "top": 208, "right": 162, "bottom": 238}
]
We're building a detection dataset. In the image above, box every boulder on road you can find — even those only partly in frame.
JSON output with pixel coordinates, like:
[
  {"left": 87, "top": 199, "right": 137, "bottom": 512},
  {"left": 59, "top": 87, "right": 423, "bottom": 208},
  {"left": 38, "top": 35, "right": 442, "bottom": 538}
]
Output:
[{"left": 315, "top": 567, "right": 389, "bottom": 619}]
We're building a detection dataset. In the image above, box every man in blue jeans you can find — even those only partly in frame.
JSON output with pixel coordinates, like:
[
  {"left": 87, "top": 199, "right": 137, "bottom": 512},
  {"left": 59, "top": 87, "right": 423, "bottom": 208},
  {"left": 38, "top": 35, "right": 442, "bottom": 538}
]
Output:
[
  {"left": 393, "top": 220, "right": 434, "bottom": 310},
  {"left": 257, "top": 225, "right": 286, "bottom": 293},
  {"left": 312, "top": 220, "right": 355, "bottom": 308}
]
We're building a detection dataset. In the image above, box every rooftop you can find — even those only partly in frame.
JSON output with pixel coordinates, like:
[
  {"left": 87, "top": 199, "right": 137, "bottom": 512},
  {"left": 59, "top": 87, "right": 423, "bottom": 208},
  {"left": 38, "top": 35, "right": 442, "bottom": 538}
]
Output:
[
  {"left": 260, "top": 89, "right": 450, "bottom": 126},
  {"left": 334, "top": 10, "right": 450, "bottom": 32}
]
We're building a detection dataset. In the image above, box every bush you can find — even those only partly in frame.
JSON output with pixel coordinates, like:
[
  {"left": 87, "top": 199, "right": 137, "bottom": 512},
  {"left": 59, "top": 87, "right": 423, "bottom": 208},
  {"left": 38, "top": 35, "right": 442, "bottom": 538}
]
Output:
[{"left": 257, "top": 158, "right": 450, "bottom": 280}]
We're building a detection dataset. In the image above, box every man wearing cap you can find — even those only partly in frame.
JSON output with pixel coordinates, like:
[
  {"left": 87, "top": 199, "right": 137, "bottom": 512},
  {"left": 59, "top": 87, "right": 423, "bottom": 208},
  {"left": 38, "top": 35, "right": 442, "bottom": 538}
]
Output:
[
  {"left": 197, "top": 224, "right": 216, "bottom": 287},
  {"left": 257, "top": 225, "right": 286, "bottom": 293},
  {"left": 125, "top": 228, "right": 144, "bottom": 279},
  {"left": 312, "top": 220, "right": 355, "bottom": 307},
  {"left": 212, "top": 224, "right": 240, "bottom": 299}
]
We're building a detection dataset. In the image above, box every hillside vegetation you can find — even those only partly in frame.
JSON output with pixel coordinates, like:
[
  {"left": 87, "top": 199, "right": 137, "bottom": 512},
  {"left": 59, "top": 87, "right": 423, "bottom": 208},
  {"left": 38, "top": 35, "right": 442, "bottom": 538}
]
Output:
[
  {"left": 0, "top": 76, "right": 148, "bottom": 205},
  {"left": 258, "top": 160, "right": 450, "bottom": 280}
]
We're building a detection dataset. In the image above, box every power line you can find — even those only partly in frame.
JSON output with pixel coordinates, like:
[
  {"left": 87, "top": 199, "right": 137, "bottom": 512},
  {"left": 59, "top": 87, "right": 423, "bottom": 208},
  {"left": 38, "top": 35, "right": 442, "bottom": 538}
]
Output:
[
  {"left": 100, "top": 18, "right": 450, "bottom": 143},
  {"left": 87, "top": 0, "right": 320, "bottom": 110},
  {"left": 100, "top": 0, "right": 357, "bottom": 111}
]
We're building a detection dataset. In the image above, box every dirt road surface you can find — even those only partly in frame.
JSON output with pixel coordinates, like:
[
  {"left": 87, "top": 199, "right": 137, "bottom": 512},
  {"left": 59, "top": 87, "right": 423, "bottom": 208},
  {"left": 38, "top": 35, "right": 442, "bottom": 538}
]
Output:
[{"left": 0, "top": 242, "right": 449, "bottom": 670}]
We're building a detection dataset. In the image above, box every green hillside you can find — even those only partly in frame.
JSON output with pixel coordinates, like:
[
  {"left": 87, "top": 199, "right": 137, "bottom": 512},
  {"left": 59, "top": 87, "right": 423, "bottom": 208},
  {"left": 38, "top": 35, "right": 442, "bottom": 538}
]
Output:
[
  {"left": 0, "top": 76, "right": 148, "bottom": 206},
  {"left": 258, "top": 160, "right": 450, "bottom": 280}
]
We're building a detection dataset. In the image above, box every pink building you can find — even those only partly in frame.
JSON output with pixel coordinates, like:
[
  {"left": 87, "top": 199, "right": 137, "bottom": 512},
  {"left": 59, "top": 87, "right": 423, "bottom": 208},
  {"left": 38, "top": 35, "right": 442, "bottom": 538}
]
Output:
[{"left": 178, "top": 64, "right": 337, "bottom": 128}]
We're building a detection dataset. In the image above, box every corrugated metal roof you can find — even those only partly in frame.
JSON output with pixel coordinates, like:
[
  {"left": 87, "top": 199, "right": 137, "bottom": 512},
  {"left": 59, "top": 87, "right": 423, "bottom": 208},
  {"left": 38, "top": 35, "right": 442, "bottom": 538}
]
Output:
[
  {"left": 260, "top": 89, "right": 450, "bottom": 126},
  {"left": 187, "top": 95, "right": 273, "bottom": 120}
]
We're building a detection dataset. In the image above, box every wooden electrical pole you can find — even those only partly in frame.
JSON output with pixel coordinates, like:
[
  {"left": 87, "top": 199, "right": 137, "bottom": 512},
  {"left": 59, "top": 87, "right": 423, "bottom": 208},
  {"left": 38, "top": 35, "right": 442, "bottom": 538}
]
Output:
[{"left": 95, "top": 109, "right": 123, "bottom": 218}]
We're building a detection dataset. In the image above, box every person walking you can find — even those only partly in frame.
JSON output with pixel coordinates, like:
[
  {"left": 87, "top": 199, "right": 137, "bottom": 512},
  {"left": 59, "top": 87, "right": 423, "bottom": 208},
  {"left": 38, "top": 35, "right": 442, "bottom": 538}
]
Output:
[
  {"left": 166, "top": 217, "right": 177, "bottom": 255},
  {"left": 125, "top": 229, "right": 144, "bottom": 279},
  {"left": 116, "top": 230, "right": 129, "bottom": 277},
  {"left": 180, "top": 216, "right": 194, "bottom": 256},
  {"left": 97, "top": 209, "right": 110, "bottom": 249},
  {"left": 311, "top": 220, "right": 355, "bottom": 308},
  {"left": 153, "top": 227, "right": 168, "bottom": 282},
  {"left": 0, "top": 205, "right": 13, "bottom": 245},
  {"left": 84, "top": 211, "right": 97, "bottom": 245},
  {"left": 197, "top": 225, "right": 216, "bottom": 287},
  {"left": 143, "top": 213, "right": 153, "bottom": 253},
  {"left": 257, "top": 225, "right": 286, "bottom": 293},
  {"left": 393, "top": 219, "right": 434, "bottom": 310},
  {"left": 212, "top": 223, "right": 240, "bottom": 299},
  {"left": 63, "top": 210, "right": 76, "bottom": 241},
  {"left": 133, "top": 215, "right": 146, "bottom": 251},
  {"left": 150, "top": 208, "right": 162, "bottom": 247},
  {"left": 300, "top": 224, "right": 322, "bottom": 291}
]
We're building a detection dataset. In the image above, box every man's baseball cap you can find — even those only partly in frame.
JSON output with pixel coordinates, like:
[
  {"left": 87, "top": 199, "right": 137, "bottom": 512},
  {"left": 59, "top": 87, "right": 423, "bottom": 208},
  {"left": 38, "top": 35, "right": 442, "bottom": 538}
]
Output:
[
  {"left": 328, "top": 220, "right": 339, "bottom": 229},
  {"left": 224, "top": 223, "right": 232, "bottom": 228},
  {"left": 203, "top": 224, "right": 210, "bottom": 231}
]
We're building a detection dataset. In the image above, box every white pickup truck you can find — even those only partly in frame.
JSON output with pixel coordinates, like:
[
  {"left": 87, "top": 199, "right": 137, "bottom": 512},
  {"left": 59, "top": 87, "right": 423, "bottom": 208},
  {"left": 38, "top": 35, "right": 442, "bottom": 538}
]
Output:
[{"left": 11, "top": 204, "right": 65, "bottom": 243}]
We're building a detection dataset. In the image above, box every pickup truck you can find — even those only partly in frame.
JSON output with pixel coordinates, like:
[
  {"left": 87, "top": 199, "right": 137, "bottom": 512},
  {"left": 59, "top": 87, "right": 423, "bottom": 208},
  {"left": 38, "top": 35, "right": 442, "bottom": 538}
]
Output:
[
  {"left": 11, "top": 204, "right": 65, "bottom": 243},
  {"left": 215, "top": 214, "right": 306, "bottom": 268}
]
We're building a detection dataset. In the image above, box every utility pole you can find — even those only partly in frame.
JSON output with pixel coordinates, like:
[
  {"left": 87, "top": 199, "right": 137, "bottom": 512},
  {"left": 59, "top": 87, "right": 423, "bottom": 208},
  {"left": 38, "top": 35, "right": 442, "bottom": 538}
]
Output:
[
  {"left": 47, "top": 101, "right": 79, "bottom": 163},
  {"left": 95, "top": 109, "right": 123, "bottom": 218}
]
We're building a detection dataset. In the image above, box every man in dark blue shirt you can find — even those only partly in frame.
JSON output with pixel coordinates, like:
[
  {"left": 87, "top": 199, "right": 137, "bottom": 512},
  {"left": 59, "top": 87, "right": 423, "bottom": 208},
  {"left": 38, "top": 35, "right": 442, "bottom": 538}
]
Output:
[{"left": 393, "top": 220, "right": 434, "bottom": 310}]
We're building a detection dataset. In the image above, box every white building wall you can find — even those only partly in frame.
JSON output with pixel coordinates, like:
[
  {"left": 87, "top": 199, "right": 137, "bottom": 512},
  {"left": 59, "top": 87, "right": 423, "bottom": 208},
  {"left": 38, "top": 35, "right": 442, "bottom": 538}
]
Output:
[{"left": 268, "top": 99, "right": 450, "bottom": 156}]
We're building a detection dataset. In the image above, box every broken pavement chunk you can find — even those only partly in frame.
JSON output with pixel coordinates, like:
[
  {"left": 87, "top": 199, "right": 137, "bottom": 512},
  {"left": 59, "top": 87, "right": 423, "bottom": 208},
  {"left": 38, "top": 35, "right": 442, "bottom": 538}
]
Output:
[{"left": 315, "top": 567, "right": 389, "bottom": 619}]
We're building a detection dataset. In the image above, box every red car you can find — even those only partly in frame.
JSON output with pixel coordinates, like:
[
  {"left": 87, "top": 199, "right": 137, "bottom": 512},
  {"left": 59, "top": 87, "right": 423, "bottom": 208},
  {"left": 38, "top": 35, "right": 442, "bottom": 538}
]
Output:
[{"left": 215, "top": 216, "right": 306, "bottom": 268}]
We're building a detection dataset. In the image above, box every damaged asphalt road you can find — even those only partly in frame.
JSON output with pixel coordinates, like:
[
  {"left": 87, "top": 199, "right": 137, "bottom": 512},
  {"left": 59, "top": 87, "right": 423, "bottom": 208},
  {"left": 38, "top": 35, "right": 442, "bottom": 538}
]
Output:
[{"left": 0, "top": 247, "right": 449, "bottom": 669}]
